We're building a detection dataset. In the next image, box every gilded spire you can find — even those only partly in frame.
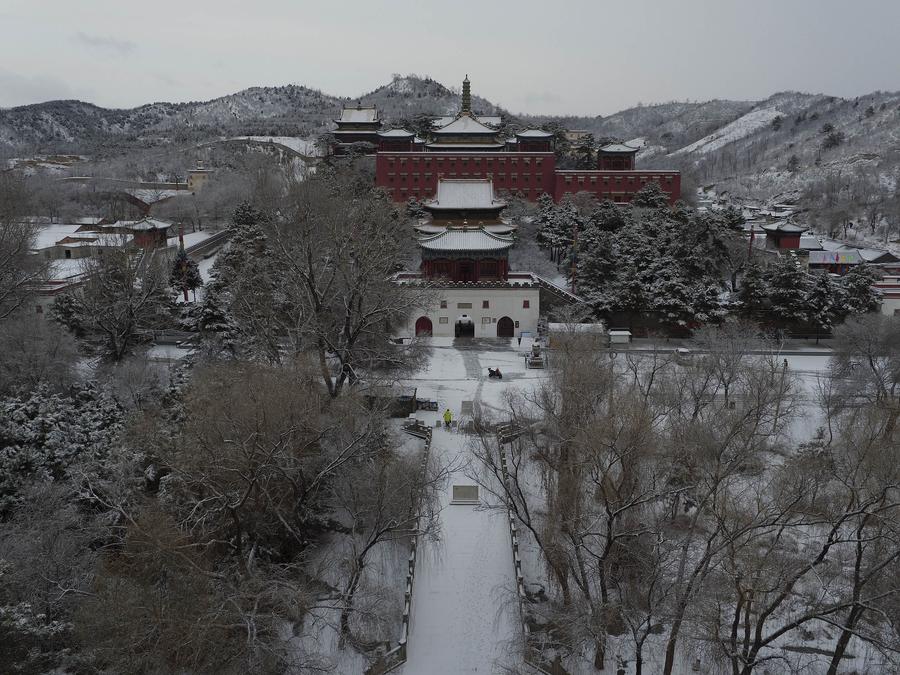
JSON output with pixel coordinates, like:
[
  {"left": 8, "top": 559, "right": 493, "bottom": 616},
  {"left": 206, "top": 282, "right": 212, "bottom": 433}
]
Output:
[{"left": 461, "top": 74, "right": 471, "bottom": 114}]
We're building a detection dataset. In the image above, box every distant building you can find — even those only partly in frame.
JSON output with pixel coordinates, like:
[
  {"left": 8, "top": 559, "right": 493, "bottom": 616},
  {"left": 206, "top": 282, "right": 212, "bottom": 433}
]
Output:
[
  {"left": 762, "top": 222, "right": 807, "bottom": 250},
  {"left": 873, "top": 276, "right": 900, "bottom": 316},
  {"left": 808, "top": 247, "right": 900, "bottom": 274},
  {"left": 332, "top": 103, "right": 382, "bottom": 153},
  {"left": 187, "top": 163, "right": 212, "bottom": 192}
]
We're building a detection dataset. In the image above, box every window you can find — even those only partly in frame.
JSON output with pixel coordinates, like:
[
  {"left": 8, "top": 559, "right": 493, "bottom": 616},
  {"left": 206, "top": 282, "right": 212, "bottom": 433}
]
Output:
[
  {"left": 440, "top": 300, "right": 447, "bottom": 308},
  {"left": 439, "top": 317, "right": 449, "bottom": 324},
  {"left": 35, "top": 304, "right": 43, "bottom": 314},
  {"left": 523, "top": 299, "right": 530, "bottom": 308},
  {"left": 482, "top": 300, "right": 490, "bottom": 309},
  {"left": 458, "top": 302, "right": 472, "bottom": 309},
  {"left": 64, "top": 249, "right": 71, "bottom": 259}
]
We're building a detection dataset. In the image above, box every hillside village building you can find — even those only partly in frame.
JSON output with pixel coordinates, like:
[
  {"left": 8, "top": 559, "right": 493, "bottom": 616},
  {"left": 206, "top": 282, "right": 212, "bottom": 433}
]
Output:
[{"left": 331, "top": 75, "right": 681, "bottom": 204}]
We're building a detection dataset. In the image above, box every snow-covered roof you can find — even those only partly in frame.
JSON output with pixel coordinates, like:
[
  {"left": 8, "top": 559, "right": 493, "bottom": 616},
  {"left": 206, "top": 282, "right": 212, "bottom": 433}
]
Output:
[
  {"left": 762, "top": 222, "right": 806, "bottom": 234},
  {"left": 516, "top": 129, "right": 554, "bottom": 138},
  {"left": 599, "top": 142, "right": 638, "bottom": 153},
  {"left": 101, "top": 218, "right": 171, "bottom": 232},
  {"left": 419, "top": 228, "right": 514, "bottom": 252},
  {"left": 432, "top": 115, "right": 501, "bottom": 129},
  {"left": 59, "top": 233, "right": 132, "bottom": 247},
  {"left": 30, "top": 223, "right": 83, "bottom": 250},
  {"left": 799, "top": 235, "right": 823, "bottom": 250},
  {"left": 337, "top": 106, "right": 378, "bottom": 124},
  {"left": 432, "top": 114, "right": 499, "bottom": 135},
  {"left": 426, "top": 179, "right": 506, "bottom": 211},
  {"left": 809, "top": 250, "right": 863, "bottom": 265},
  {"left": 378, "top": 128, "right": 415, "bottom": 137},
  {"left": 837, "top": 246, "right": 897, "bottom": 262}
]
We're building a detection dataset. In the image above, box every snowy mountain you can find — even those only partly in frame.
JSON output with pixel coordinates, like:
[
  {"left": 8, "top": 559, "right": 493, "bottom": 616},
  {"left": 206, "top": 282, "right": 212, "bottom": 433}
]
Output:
[{"left": 3, "top": 75, "right": 900, "bottom": 200}]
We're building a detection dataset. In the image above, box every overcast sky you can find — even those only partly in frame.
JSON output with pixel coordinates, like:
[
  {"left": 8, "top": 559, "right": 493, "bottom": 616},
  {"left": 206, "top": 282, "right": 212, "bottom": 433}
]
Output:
[{"left": 1, "top": 0, "right": 899, "bottom": 116}]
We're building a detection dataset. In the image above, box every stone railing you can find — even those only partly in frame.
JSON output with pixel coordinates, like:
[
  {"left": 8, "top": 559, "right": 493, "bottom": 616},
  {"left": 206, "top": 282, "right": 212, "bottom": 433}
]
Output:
[
  {"left": 185, "top": 229, "right": 230, "bottom": 258},
  {"left": 496, "top": 423, "right": 571, "bottom": 675},
  {"left": 365, "top": 427, "right": 432, "bottom": 675}
]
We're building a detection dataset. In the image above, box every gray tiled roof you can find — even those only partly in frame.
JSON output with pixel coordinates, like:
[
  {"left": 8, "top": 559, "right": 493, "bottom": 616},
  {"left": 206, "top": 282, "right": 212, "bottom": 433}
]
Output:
[{"left": 419, "top": 228, "right": 514, "bottom": 252}]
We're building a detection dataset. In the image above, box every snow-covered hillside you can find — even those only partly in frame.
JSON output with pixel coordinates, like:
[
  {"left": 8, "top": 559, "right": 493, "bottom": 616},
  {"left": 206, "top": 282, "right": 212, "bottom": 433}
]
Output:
[{"left": 671, "top": 106, "right": 783, "bottom": 155}]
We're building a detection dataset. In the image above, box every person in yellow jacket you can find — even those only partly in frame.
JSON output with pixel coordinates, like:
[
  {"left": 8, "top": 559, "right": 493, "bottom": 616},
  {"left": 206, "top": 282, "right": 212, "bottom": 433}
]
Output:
[{"left": 443, "top": 408, "right": 453, "bottom": 428}]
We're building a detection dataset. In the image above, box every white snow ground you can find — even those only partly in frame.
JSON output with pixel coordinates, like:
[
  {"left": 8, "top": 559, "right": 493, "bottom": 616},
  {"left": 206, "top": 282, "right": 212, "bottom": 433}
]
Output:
[{"left": 399, "top": 338, "right": 547, "bottom": 674}]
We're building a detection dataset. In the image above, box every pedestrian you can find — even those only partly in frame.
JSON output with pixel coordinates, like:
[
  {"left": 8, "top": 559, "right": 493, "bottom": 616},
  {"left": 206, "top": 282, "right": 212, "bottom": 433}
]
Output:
[
  {"left": 443, "top": 408, "right": 452, "bottom": 429},
  {"left": 517, "top": 336, "right": 522, "bottom": 347}
]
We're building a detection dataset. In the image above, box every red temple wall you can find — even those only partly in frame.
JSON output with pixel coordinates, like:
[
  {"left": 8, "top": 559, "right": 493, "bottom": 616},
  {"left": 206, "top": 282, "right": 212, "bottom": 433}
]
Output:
[
  {"left": 553, "top": 171, "right": 681, "bottom": 204},
  {"left": 376, "top": 152, "right": 557, "bottom": 201},
  {"left": 375, "top": 152, "right": 681, "bottom": 204}
]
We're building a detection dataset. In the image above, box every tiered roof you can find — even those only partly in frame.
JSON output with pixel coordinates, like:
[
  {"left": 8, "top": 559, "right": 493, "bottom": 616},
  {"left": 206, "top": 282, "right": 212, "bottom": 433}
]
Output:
[
  {"left": 431, "top": 114, "right": 499, "bottom": 136},
  {"left": 515, "top": 129, "right": 554, "bottom": 138},
  {"left": 425, "top": 179, "right": 506, "bottom": 211},
  {"left": 336, "top": 105, "right": 379, "bottom": 124},
  {"left": 419, "top": 228, "right": 514, "bottom": 253}
]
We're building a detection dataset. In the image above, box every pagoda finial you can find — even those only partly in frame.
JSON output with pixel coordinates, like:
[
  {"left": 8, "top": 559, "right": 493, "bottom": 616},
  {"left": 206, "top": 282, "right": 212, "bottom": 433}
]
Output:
[{"left": 461, "top": 75, "right": 471, "bottom": 114}]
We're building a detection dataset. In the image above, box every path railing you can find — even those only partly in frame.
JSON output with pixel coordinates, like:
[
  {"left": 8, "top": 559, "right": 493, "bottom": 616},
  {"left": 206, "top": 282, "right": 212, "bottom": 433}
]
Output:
[
  {"left": 365, "top": 427, "right": 433, "bottom": 675},
  {"left": 496, "top": 423, "right": 571, "bottom": 675}
]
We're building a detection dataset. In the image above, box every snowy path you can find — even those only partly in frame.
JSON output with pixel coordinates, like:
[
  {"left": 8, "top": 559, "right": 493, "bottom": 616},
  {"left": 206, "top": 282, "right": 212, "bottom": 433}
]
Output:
[{"left": 400, "top": 339, "right": 544, "bottom": 674}]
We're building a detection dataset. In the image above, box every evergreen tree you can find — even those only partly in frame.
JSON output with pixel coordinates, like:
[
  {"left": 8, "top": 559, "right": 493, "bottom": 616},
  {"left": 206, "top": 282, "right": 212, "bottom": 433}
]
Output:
[
  {"left": 631, "top": 182, "right": 670, "bottom": 209},
  {"left": 736, "top": 260, "right": 769, "bottom": 319},
  {"left": 805, "top": 272, "right": 839, "bottom": 341},
  {"left": 534, "top": 193, "right": 558, "bottom": 247},
  {"left": 841, "top": 263, "right": 882, "bottom": 314},
  {"left": 49, "top": 292, "right": 85, "bottom": 337},
  {"left": 767, "top": 255, "right": 810, "bottom": 324},
  {"left": 169, "top": 248, "right": 203, "bottom": 301}
]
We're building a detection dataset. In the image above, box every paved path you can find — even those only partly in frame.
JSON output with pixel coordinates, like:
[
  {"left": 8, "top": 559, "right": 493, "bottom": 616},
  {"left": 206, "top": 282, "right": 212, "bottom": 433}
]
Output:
[{"left": 400, "top": 341, "right": 531, "bottom": 674}]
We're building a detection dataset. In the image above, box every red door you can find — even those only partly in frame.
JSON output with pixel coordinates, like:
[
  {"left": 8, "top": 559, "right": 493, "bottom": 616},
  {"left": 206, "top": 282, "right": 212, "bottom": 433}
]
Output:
[
  {"left": 497, "top": 316, "right": 514, "bottom": 338},
  {"left": 415, "top": 316, "right": 433, "bottom": 336}
]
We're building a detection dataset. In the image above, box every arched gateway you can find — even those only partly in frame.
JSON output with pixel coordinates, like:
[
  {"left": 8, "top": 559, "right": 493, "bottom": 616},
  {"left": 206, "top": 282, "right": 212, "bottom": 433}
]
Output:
[
  {"left": 497, "top": 316, "right": 514, "bottom": 338},
  {"left": 415, "top": 316, "right": 433, "bottom": 336}
]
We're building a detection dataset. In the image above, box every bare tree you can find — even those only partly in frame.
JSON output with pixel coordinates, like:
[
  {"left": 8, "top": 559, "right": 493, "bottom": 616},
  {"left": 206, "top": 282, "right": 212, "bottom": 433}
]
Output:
[
  {"left": 0, "top": 173, "right": 48, "bottom": 319},
  {"left": 269, "top": 173, "right": 429, "bottom": 397},
  {"left": 73, "top": 242, "right": 172, "bottom": 361}
]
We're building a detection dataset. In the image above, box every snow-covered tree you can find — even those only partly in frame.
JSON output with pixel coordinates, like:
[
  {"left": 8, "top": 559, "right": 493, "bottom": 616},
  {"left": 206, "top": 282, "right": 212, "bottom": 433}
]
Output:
[
  {"left": 0, "top": 383, "right": 124, "bottom": 514},
  {"left": 169, "top": 247, "right": 203, "bottom": 301},
  {"left": 631, "top": 182, "right": 670, "bottom": 209},
  {"left": 805, "top": 271, "right": 840, "bottom": 341},
  {"left": 767, "top": 255, "right": 810, "bottom": 324},
  {"left": 736, "top": 260, "right": 769, "bottom": 318},
  {"left": 840, "top": 263, "right": 881, "bottom": 315},
  {"left": 69, "top": 247, "right": 173, "bottom": 361}
]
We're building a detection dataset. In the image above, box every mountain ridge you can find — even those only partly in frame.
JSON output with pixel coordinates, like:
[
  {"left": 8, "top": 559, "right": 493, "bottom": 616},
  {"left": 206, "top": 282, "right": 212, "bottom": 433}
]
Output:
[{"left": 3, "top": 75, "right": 900, "bottom": 201}]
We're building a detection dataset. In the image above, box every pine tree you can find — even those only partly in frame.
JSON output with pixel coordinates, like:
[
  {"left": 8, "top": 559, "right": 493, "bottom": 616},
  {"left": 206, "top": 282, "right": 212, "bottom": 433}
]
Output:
[
  {"left": 767, "top": 256, "right": 810, "bottom": 324},
  {"left": 805, "top": 272, "right": 838, "bottom": 341},
  {"left": 631, "top": 182, "right": 670, "bottom": 209},
  {"left": 534, "top": 193, "right": 557, "bottom": 247},
  {"left": 841, "top": 263, "right": 882, "bottom": 314},
  {"left": 169, "top": 248, "right": 203, "bottom": 301},
  {"left": 736, "top": 260, "right": 769, "bottom": 318}
]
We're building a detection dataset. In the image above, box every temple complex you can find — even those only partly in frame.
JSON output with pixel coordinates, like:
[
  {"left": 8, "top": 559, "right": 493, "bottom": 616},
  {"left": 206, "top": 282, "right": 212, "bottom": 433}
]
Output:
[{"left": 332, "top": 75, "right": 681, "bottom": 204}]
